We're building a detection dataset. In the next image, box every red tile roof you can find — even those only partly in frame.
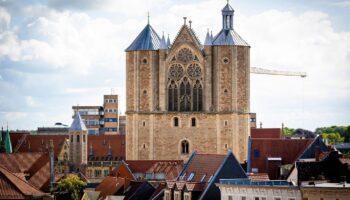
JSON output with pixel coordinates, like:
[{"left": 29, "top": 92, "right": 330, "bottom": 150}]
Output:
[
  {"left": 0, "top": 153, "right": 52, "bottom": 192},
  {"left": 88, "top": 135, "right": 125, "bottom": 160},
  {"left": 250, "top": 138, "right": 313, "bottom": 174},
  {"left": 0, "top": 165, "right": 44, "bottom": 199},
  {"left": 181, "top": 154, "right": 226, "bottom": 183},
  {"left": 95, "top": 176, "right": 129, "bottom": 199},
  {"left": 251, "top": 128, "right": 282, "bottom": 139},
  {"left": 11, "top": 134, "right": 68, "bottom": 159}
]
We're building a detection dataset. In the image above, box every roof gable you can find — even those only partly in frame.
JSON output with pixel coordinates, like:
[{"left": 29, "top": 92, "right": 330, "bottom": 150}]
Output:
[
  {"left": 171, "top": 25, "right": 202, "bottom": 52},
  {"left": 298, "top": 136, "right": 328, "bottom": 160},
  {"left": 0, "top": 165, "right": 44, "bottom": 199}
]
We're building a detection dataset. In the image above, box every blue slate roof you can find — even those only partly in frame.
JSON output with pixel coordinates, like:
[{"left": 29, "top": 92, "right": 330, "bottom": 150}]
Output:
[
  {"left": 298, "top": 135, "right": 328, "bottom": 159},
  {"left": 204, "top": 30, "right": 212, "bottom": 46},
  {"left": 69, "top": 112, "right": 87, "bottom": 131},
  {"left": 159, "top": 34, "right": 168, "bottom": 49},
  {"left": 126, "top": 24, "right": 161, "bottom": 51},
  {"left": 167, "top": 35, "right": 171, "bottom": 48},
  {"left": 212, "top": 29, "right": 249, "bottom": 46},
  {"left": 222, "top": 3, "right": 234, "bottom": 12}
]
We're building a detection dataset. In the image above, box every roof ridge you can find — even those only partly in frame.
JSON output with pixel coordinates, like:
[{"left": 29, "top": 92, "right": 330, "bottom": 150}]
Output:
[{"left": 0, "top": 165, "right": 44, "bottom": 196}]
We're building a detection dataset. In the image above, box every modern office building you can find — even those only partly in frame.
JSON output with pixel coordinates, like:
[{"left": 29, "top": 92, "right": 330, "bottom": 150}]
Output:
[{"left": 72, "top": 94, "right": 120, "bottom": 135}]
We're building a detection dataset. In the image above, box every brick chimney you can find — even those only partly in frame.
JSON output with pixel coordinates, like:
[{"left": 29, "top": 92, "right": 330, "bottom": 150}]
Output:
[{"left": 315, "top": 145, "right": 320, "bottom": 162}]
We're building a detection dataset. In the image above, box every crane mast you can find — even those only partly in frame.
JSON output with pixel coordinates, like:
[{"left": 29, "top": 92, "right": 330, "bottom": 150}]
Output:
[{"left": 251, "top": 67, "right": 307, "bottom": 78}]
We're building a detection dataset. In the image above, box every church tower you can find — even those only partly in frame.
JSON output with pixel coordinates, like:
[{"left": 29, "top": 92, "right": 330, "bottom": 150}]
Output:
[
  {"left": 69, "top": 112, "right": 88, "bottom": 171},
  {"left": 125, "top": 2, "right": 250, "bottom": 162}
]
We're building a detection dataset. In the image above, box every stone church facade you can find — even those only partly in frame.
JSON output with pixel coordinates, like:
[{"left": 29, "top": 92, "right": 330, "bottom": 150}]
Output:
[{"left": 125, "top": 2, "right": 250, "bottom": 162}]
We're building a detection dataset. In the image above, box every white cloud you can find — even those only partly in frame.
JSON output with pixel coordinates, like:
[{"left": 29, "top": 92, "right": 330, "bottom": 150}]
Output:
[{"left": 333, "top": 1, "right": 350, "bottom": 9}]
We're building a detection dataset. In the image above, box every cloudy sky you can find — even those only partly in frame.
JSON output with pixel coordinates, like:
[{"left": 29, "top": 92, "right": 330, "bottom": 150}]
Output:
[{"left": 0, "top": 0, "right": 349, "bottom": 131}]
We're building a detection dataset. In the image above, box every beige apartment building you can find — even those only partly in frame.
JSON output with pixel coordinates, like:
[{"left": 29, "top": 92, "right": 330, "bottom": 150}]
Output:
[{"left": 73, "top": 94, "right": 125, "bottom": 135}]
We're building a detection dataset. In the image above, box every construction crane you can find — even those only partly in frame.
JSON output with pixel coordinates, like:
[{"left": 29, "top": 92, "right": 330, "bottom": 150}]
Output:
[{"left": 251, "top": 67, "right": 307, "bottom": 78}]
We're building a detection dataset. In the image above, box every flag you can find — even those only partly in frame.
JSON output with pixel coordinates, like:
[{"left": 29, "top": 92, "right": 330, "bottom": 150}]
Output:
[{"left": 5, "top": 127, "right": 12, "bottom": 154}]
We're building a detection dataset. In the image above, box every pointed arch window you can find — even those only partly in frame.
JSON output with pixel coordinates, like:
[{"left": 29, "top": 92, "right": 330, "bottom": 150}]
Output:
[
  {"left": 192, "top": 80, "right": 203, "bottom": 111},
  {"left": 168, "top": 81, "right": 178, "bottom": 111},
  {"left": 181, "top": 140, "right": 189, "bottom": 154},
  {"left": 180, "top": 78, "right": 191, "bottom": 111}
]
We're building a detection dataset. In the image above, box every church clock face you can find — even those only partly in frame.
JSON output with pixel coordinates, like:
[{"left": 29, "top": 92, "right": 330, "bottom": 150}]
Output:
[
  {"left": 187, "top": 63, "right": 201, "bottom": 79},
  {"left": 177, "top": 48, "right": 193, "bottom": 63},
  {"left": 169, "top": 64, "right": 184, "bottom": 80}
]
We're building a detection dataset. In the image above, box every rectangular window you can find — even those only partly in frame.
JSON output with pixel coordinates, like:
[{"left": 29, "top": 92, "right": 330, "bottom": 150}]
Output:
[
  {"left": 274, "top": 198, "right": 281, "bottom": 200},
  {"left": 76, "top": 135, "right": 80, "bottom": 143},
  {"left": 241, "top": 197, "right": 246, "bottom": 200},
  {"left": 94, "top": 170, "right": 101, "bottom": 177},
  {"left": 191, "top": 118, "right": 196, "bottom": 127},
  {"left": 104, "top": 169, "right": 109, "bottom": 176},
  {"left": 228, "top": 196, "right": 233, "bottom": 200}
]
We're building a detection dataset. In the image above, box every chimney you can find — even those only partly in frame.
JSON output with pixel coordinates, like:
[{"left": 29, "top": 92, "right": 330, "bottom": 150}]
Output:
[
  {"left": 49, "top": 140, "right": 55, "bottom": 189},
  {"left": 315, "top": 145, "right": 320, "bottom": 162}
]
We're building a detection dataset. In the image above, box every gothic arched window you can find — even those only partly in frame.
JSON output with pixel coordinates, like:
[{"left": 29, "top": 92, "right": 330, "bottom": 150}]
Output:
[
  {"left": 167, "top": 48, "right": 203, "bottom": 112},
  {"left": 192, "top": 80, "right": 203, "bottom": 111},
  {"left": 180, "top": 78, "right": 191, "bottom": 111},
  {"left": 181, "top": 140, "right": 189, "bottom": 154},
  {"left": 168, "top": 81, "right": 178, "bottom": 111}
]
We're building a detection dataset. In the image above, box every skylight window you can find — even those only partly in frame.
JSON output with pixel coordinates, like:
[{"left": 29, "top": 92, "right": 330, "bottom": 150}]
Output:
[
  {"left": 187, "top": 172, "right": 195, "bottom": 181},
  {"left": 200, "top": 173, "right": 207, "bottom": 182},
  {"left": 208, "top": 175, "right": 214, "bottom": 182}
]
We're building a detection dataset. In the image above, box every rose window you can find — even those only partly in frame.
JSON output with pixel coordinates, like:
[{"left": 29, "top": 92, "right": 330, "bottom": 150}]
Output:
[
  {"left": 187, "top": 64, "right": 201, "bottom": 79},
  {"left": 168, "top": 64, "right": 184, "bottom": 80},
  {"left": 177, "top": 48, "right": 193, "bottom": 63}
]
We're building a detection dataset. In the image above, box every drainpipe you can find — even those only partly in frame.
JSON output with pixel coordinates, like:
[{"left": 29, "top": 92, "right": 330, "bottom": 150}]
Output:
[
  {"left": 247, "top": 136, "right": 251, "bottom": 173},
  {"left": 49, "top": 140, "right": 55, "bottom": 189}
]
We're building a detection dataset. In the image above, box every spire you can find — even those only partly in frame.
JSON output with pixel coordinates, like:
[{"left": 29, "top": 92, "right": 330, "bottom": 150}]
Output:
[
  {"left": 5, "top": 126, "right": 12, "bottom": 154},
  {"left": 69, "top": 112, "right": 87, "bottom": 131},
  {"left": 160, "top": 32, "right": 168, "bottom": 49},
  {"left": 167, "top": 34, "right": 171, "bottom": 48},
  {"left": 204, "top": 29, "right": 212, "bottom": 45},
  {"left": 222, "top": 1, "right": 234, "bottom": 30},
  {"left": 125, "top": 22, "right": 161, "bottom": 51}
]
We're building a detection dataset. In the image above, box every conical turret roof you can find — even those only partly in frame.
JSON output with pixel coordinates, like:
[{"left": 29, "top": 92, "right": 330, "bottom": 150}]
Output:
[
  {"left": 160, "top": 33, "right": 168, "bottom": 49},
  {"left": 70, "top": 112, "right": 87, "bottom": 131},
  {"left": 125, "top": 24, "right": 161, "bottom": 51}
]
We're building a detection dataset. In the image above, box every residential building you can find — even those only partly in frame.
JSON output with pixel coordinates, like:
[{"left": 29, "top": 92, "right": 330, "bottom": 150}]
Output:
[
  {"left": 247, "top": 136, "right": 328, "bottom": 179},
  {"left": 126, "top": 1, "right": 250, "bottom": 162},
  {"left": 84, "top": 160, "right": 183, "bottom": 200},
  {"left": 217, "top": 179, "right": 301, "bottom": 200},
  {"left": 300, "top": 183, "right": 350, "bottom": 200},
  {"left": 73, "top": 94, "right": 120, "bottom": 135},
  {"left": 164, "top": 151, "right": 247, "bottom": 200}
]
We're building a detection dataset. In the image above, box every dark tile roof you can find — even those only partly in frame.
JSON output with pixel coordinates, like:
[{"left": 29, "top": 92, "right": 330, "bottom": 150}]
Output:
[
  {"left": 298, "top": 136, "right": 329, "bottom": 159},
  {"left": 0, "top": 165, "right": 44, "bottom": 199},
  {"left": 127, "top": 181, "right": 155, "bottom": 200},
  {"left": 251, "top": 128, "right": 282, "bottom": 139},
  {"left": 250, "top": 138, "right": 313, "bottom": 174},
  {"left": 171, "top": 151, "right": 247, "bottom": 200}
]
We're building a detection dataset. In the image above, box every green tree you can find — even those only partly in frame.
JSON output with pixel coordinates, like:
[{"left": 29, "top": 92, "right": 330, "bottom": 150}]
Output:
[
  {"left": 282, "top": 127, "right": 294, "bottom": 136},
  {"left": 320, "top": 133, "right": 344, "bottom": 144},
  {"left": 52, "top": 175, "right": 86, "bottom": 200},
  {"left": 344, "top": 126, "right": 350, "bottom": 143}
]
